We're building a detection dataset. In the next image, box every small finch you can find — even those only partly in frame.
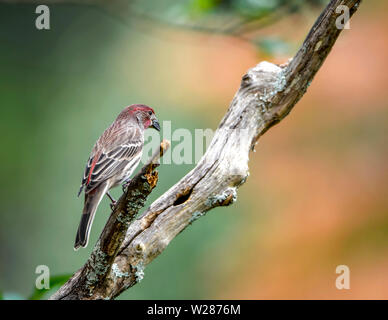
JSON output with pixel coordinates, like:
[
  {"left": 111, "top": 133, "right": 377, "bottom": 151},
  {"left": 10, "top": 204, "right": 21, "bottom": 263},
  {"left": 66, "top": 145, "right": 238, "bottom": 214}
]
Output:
[{"left": 74, "top": 104, "right": 160, "bottom": 250}]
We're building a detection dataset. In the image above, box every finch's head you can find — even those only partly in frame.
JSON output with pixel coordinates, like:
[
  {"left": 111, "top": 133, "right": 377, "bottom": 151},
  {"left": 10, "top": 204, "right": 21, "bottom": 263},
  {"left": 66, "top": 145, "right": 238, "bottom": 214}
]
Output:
[{"left": 120, "top": 104, "right": 160, "bottom": 131}]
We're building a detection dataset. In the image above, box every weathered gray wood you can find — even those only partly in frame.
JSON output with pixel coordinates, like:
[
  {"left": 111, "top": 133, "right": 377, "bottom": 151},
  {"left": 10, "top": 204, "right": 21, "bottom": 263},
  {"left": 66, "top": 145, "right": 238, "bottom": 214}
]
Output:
[{"left": 50, "top": 0, "right": 362, "bottom": 300}]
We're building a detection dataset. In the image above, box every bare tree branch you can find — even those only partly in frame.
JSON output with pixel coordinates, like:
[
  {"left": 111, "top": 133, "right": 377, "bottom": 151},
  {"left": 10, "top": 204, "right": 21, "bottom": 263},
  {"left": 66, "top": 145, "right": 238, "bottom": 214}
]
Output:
[{"left": 50, "top": 0, "right": 362, "bottom": 300}]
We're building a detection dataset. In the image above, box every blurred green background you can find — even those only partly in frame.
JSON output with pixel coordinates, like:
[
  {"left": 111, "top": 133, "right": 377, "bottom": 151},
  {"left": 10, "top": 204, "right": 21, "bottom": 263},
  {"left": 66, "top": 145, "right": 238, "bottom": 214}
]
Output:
[{"left": 1, "top": 0, "right": 387, "bottom": 299}]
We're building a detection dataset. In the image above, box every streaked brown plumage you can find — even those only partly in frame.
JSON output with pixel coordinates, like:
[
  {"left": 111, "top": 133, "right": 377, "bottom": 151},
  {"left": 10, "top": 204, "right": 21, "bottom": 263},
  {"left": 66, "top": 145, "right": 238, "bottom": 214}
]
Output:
[{"left": 74, "top": 104, "right": 160, "bottom": 250}]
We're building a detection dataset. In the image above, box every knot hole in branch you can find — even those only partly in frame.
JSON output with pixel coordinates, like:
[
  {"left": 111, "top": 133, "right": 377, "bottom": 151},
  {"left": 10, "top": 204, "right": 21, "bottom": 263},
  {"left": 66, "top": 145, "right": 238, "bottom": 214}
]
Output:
[{"left": 173, "top": 187, "right": 193, "bottom": 206}]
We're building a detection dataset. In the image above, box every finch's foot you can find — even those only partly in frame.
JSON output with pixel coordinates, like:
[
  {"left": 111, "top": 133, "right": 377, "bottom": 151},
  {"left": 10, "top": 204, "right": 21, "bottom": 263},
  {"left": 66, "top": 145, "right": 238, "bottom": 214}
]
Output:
[
  {"left": 110, "top": 201, "right": 117, "bottom": 211},
  {"left": 106, "top": 192, "right": 117, "bottom": 211},
  {"left": 122, "top": 179, "right": 131, "bottom": 192}
]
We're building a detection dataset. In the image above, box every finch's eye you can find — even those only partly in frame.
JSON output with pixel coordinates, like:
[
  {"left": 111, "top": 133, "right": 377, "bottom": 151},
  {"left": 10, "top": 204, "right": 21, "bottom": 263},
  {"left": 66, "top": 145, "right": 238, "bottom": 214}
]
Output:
[{"left": 148, "top": 111, "right": 153, "bottom": 116}]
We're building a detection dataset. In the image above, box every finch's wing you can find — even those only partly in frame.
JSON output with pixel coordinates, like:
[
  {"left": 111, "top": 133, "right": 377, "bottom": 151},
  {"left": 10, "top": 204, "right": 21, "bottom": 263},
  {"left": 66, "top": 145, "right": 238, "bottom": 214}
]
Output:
[
  {"left": 84, "top": 140, "right": 143, "bottom": 193},
  {"left": 78, "top": 124, "right": 143, "bottom": 195},
  {"left": 78, "top": 156, "right": 94, "bottom": 196}
]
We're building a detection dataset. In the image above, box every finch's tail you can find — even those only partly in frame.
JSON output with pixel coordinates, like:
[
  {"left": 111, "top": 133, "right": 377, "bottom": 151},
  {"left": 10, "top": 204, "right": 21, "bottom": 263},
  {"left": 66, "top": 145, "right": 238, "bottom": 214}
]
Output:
[{"left": 74, "top": 183, "right": 108, "bottom": 250}]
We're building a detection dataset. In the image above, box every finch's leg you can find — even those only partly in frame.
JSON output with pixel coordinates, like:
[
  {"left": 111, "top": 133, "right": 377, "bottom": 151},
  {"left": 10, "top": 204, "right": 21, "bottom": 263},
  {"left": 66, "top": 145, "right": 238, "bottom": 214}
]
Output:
[
  {"left": 122, "top": 178, "right": 131, "bottom": 192},
  {"left": 106, "top": 192, "right": 117, "bottom": 210}
]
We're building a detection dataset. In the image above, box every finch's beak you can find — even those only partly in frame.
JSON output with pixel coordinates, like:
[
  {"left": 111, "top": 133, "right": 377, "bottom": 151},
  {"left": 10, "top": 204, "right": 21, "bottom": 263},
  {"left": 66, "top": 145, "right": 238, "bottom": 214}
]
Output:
[{"left": 151, "top": 119, "right": 160, "bottom": 131}]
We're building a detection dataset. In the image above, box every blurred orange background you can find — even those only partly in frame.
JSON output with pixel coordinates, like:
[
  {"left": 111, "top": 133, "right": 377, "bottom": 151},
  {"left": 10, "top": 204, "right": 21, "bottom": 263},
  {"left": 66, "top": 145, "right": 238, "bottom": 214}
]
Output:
[
  {"left": 0, "top": 0, "right": 386, "bottom": 299},
  {"left": 142, "top": 0, "right": 388, "bottom": 299}
]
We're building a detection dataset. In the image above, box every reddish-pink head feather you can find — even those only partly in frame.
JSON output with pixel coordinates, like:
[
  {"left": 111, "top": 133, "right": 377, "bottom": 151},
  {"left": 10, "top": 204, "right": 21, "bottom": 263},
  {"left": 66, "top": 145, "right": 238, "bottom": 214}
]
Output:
[{"left": 116, "top": 104, "right": 156, "bottom": 129}]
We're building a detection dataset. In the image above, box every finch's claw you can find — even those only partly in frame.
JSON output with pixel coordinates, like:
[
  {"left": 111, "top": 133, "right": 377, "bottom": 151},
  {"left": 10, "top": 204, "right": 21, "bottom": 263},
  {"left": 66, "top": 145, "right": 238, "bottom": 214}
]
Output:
[
  {"left": 122, "top": 179, "right": 131, "bottom": 192},
  {"left": 110, "top": 201, "right": 117, "bottom": 211},
  {"left": 106, "top": 192, "right": 117, "bottom": 211}
]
